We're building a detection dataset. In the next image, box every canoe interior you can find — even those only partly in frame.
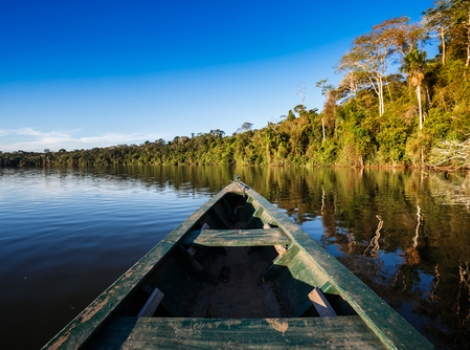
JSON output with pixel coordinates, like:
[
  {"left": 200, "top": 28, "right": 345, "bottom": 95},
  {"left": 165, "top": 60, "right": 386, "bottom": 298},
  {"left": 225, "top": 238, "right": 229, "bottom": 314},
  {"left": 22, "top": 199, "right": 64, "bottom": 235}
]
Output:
[{"left": 105, "top": 192, "right": 354, "bottom": 320}]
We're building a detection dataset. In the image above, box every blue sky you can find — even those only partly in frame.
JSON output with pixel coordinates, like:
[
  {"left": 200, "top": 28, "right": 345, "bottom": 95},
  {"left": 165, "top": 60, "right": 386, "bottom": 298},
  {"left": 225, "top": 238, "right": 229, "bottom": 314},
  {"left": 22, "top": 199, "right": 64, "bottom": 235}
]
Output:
[{"left": 1, "top": 0, "right": 434, "bottom": 152}]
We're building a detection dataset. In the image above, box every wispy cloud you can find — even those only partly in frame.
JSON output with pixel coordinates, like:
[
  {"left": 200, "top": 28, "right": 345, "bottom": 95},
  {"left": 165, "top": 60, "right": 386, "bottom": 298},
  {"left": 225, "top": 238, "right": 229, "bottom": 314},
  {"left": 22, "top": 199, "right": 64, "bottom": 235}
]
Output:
[{"left": 0, "top": 128, "right": 166, "bottom": 152}]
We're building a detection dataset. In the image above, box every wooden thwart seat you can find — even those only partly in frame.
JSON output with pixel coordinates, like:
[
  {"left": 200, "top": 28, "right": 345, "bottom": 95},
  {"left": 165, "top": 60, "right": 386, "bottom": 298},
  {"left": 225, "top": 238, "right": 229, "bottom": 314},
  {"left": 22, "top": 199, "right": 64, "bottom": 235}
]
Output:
[
  {"left": 182, "top": 228, "right": 291, "bottom": 247},
  {"left": 90, "top": 316, "right": 385, "bottom": 348}
]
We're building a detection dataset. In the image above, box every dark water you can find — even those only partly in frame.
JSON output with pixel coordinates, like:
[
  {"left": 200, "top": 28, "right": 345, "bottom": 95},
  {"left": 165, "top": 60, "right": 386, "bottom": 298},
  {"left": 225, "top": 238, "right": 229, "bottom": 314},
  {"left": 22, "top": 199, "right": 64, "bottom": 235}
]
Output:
[{"left": 0, "top": 166, "right": 469, "bottom": 349}]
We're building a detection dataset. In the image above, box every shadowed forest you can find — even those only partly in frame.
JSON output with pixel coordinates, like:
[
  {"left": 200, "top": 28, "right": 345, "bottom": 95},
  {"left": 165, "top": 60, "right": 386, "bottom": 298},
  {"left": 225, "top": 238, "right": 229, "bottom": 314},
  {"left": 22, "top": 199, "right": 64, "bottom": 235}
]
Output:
[{"left": 2, "top": 1, "right": 470, "bottom": 169}]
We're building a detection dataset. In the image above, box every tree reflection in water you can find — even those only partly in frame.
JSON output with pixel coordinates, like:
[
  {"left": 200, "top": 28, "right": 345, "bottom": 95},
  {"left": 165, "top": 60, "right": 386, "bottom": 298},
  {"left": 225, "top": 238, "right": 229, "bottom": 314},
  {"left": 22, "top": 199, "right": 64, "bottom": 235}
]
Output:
[{"left": 228, "top": 166, "right": 470, "bottom": 349}]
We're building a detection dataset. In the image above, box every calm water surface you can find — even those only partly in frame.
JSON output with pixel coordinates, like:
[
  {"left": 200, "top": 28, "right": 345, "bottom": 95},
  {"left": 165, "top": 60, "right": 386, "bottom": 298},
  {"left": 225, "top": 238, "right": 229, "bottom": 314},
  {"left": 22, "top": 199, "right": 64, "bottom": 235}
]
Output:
[{"left": 0, "top": 166, "right": 469, "bottom": 349}]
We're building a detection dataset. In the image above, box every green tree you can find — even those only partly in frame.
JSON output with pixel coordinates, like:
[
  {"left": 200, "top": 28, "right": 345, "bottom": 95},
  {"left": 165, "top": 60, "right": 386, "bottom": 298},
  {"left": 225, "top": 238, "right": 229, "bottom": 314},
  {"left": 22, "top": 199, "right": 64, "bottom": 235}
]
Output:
[
  {"left": 424, "top": 0, "right": 452, "bottom": 65},
  {"left": 337, "top": 28, "right": 392, "bottom": 116},
  {"left": 316, "top": 79, "right": 336, "bottom": 141},
  {"left": 401, "top": 48, "right": 428, "bottom": 131},
  {"left": 450, "top": 0, "right": 470, "bottom": 67}
]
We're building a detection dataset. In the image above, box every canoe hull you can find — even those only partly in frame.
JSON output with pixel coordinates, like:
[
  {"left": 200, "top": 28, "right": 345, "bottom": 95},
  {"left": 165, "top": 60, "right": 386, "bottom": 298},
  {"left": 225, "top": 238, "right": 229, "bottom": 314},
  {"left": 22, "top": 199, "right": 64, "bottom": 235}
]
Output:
[{"left": 42, "top": 180, "right": 434, "bottom": 349}]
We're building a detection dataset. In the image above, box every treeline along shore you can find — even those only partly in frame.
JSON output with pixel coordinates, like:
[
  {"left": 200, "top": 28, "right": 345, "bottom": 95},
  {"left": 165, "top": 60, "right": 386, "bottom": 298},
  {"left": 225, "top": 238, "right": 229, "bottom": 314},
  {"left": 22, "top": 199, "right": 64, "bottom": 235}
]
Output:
[{"left": 3, "top": 1, "right": 470, "bottom": 170}]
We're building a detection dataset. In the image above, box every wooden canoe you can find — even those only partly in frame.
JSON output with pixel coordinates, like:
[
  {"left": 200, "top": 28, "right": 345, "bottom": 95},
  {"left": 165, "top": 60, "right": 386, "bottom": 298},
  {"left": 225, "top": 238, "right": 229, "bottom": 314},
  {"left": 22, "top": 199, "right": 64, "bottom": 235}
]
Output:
[{"left": 43, "top": 179, "right": 434, "bottom": 349}]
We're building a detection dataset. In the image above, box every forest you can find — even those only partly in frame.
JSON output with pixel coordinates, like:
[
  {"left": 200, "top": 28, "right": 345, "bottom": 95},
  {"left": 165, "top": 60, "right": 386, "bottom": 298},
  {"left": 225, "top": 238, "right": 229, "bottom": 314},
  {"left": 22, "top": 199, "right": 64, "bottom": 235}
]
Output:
[{"left": 2, "top": 0, "right": 470, "bottom": 169}]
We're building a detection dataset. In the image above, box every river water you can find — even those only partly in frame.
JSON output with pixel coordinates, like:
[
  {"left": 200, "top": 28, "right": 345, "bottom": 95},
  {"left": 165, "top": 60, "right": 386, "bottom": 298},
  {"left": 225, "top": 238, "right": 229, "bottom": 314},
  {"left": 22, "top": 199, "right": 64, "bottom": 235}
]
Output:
[{"left": 0, "top": 166, "right": 469, "bottom": 349}]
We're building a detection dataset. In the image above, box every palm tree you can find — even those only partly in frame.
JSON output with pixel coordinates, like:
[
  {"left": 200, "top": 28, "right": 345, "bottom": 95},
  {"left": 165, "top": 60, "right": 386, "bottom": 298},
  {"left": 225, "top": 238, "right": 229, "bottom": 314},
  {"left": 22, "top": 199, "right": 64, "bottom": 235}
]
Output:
[{"left": 401, "top": 48, "right": 427, "bottom": 131}]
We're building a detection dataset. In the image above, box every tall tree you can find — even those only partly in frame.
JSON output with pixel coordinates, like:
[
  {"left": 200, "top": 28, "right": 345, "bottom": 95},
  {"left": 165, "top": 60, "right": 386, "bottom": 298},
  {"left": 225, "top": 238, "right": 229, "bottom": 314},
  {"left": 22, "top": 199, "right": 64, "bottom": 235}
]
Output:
[
  {"left": 424, "top": 0, "right": 452, "bottom": 65},
  {"left": 337, "top": 17, "right": 426, "bottom": 117},
  {"left": 316, "top": 79, "right": 336, "bottom": 141},
  {"left": 401, "top": 48, "right": 428, "bottom": 131},
  {"left": 337, "top": 32, "right": 391, "bottom": 116},
  {"left": 376, "top": 16, "right": 427, "bottom": 59},
  {"left": 451, "top": 0, "right": 470, "bottom": 67},
  {"left": 337, "top": 71, "right": 364, "bottom": 101}
]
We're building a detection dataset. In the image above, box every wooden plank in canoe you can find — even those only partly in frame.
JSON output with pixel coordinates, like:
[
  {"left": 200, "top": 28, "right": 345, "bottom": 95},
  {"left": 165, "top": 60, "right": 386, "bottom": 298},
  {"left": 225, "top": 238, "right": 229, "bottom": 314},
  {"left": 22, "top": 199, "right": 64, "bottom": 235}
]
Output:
[
  {"left": 263, "top": 222, "right": 287, "bottom": 257},
  {"left": 182, "top": 228, "right": 291, "bottom": 247},
  {"left": 309, "top": 287, "right": 337, "bottom": 317},
  {"left": 137, "top": 288, "right": 164, "bottom": 317},
  {"left": 183, "top": 228, "right": 291, "bottom": 247},
  {"left": 89, "top": 316, "right": 386, "bottom": 349}
]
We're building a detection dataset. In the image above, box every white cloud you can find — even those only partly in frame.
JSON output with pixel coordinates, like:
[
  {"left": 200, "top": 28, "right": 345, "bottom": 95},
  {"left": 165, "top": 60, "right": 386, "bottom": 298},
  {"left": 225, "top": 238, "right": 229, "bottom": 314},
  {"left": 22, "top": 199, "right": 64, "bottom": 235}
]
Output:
[
  {"left": 0, "top": 128, "right": 166, "bottom": 152},
  {"left": 17, "top": 128, "right": 44, "bottom": 136}
]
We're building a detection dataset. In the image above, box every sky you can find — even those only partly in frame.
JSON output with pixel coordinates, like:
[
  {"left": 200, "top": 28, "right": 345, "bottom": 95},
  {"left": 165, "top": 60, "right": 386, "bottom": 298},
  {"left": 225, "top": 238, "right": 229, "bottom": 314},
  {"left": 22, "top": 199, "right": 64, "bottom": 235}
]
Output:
[{"left": 1, "top": 0, "right": 435, "bottom": 152}]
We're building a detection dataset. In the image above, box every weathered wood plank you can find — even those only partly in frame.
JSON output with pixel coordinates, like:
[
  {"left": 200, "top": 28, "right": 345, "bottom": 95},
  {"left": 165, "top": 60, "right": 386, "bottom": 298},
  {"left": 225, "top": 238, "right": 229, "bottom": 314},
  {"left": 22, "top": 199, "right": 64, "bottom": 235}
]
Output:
[
  {"left": 137, "top": 288, "right": 164, "bottom": 317},
  {"left": 309, "top": 287, "right": 337, "bottom": 317},
  {"left": 182, "top": 228, "right": 291, "bottom": 247},
  {"left": 264, "top": 222, "right": 288, "bottom": 257},
  {"left": 90, "top": 316, "right": 386, "bottom": 349},
  {"left": 273, "top": 244, "right": 287, "bottom": 256}
]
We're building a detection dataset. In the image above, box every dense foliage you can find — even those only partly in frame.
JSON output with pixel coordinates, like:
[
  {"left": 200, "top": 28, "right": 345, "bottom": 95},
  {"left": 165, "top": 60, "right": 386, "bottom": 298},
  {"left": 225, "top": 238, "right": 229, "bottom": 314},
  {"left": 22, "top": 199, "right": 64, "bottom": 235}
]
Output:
[{"left": 2, "top": 1, "right": 470, "bottom": 169}]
